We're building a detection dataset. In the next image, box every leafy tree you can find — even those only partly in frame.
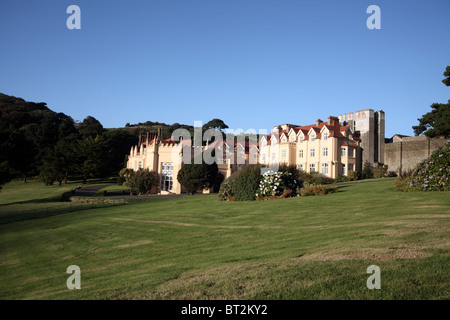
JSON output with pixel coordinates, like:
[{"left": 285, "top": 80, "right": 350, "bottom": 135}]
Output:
[
  {"left": 203, "top": 118, "right": 229, "bottom": 130},
  {"left": 442, "top": 65, "right": 450, "bottom": 87},
  {"left": 6, "top": 130, "right": 38, "bottom": 183},
  {"left": 73, "top": 135, "right": 110, "bottom": 184},
  {"left": 413, "top": 67, "right": 450, "bottom": 138},
  {"left": 103, "top": 129, "right": 138, "bottom": 175},
  {"left": 177, "top": 149, "right": 220, "bottom": 194},
  {"left": 77, "top": 116, "right": 104, "bottom": 138},
  {"left": 0, "top": 161, "right": 12, "bottom": 191},
  {"left": 177, "top": 163, "right": 211, "bottom": 194},
  {"left": 412, "top": 101, "right": 450, "bottom": 138}
]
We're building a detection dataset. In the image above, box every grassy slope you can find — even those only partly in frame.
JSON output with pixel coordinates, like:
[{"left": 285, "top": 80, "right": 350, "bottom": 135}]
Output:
[{"left": 0, "top": 179, "right": 449, "bottom": 299}]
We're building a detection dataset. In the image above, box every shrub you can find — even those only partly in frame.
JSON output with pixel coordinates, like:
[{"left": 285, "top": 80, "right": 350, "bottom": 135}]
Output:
[
  {"left": 361, "top": 161, "right": 374, "bottom": 179},
  {"left": 334, "top": 174, "right": 348, "bottom": 183},
  {"left": 129, "top": 169, "right": 158, "bottom": 195},
  {"left": 300, "top": 171, "right": 334, "bottom": 185},
  {"left": 232, "top": 164, "right": 264, "bottom": 201},
  {"left": 373, "top": 163, "right": 388, "bottom": 178},
  {"left": 218, "top": 174, "right": 237, "bottom": 201},
  {"left": 278, "top": 163, "right": 303, "bottom": 180},
  {"left": 408, "top": 145, "right": 450, "bottom": 191},
  {"left": 347, "top": 170, "right": 361, "bottom": 181},
  {"left": 393, "top": 176, "right": 419, "bottom": 192},
  {"left": 119, "top": 168, "right": 134, "bottom": 186},
  {"left": 387, "top": 171, "right": 398, "bottom": 177},
  {"left": 300, "top": 185, "right": 339, "bottom": 196},
  {"left": 177, "top": 162, "right": 218, "bottom": 195},
  {"left": 256, "top": 170, "right": 301, "bottom": 199}
]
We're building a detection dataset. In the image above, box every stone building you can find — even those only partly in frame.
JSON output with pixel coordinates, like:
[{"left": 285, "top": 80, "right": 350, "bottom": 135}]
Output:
[{"left": 338, "top": 109, "right": 385, "bottom": 167}]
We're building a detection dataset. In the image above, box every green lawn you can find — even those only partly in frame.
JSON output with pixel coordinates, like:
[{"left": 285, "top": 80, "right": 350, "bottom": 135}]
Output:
[{"left": 0, "top": 178, "right": 449, "bottom": 299}]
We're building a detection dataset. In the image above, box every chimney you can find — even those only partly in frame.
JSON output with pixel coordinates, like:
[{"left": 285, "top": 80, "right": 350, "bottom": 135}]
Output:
[{"left": 316, "top": 119, "right": 323, "bottom": 127}]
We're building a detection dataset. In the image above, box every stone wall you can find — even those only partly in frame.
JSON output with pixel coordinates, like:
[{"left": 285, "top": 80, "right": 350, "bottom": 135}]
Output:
[{"left": 384, "top": 136, "right": 448, "bottom": 174}]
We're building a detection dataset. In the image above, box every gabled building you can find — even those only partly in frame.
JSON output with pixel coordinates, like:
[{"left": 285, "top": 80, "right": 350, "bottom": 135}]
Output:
[
  {"left": 259, "top": 116, "right": 362, "bottom": 178},
  {"left": 126, "top": 109, "right": 383, "bottom": 194}
]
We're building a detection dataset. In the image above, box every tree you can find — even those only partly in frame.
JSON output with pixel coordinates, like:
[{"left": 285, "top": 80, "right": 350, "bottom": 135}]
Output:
[
  {"left": 103, "top": 129, "right": 138, "bottom": 175},
  {"left": 412, "top": 101, "right": 450, "bottom": 138},
  {"left": 73, "top": 135, "right": 109, "bottom": 184},
  {"left": 177, "top": 150, "right": 219, "bottom": 194},
  {"left": 0, "top": 161, "right": 12, "bottom": 191},
  {"left": 177, "top": 163, "right": 212, "bottom": 195},
  {"left": 442, "top": 65, "right": 450, "bottom": 87},
  {"left": 413, "top": 66, "right": 450, "bottom": 138},
  {"left": 203, "top": 118, "right": 229, "bottom": 130},
  {"left": 77, "top": 116, "right": 104, "bottom": 138}
]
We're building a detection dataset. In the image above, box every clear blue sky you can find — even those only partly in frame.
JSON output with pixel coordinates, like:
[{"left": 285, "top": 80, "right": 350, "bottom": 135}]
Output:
[{"left": 0, "top": 0, "right": 449, "bottom": 138}]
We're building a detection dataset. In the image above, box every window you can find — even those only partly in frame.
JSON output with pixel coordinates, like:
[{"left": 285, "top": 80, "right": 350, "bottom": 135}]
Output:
[
  {"left": 341, "top": 147, "right": 347, "bottom": 157},
  {"left": 323, "top": 147, "right": 328, "bottom": 157},
  {"left": 282, "top": 150, "right": 286, "bottom": 159},
  {"left": 349, "top": 164, "right": 354, "bottom": 172},
  {"left": 299, "top": 150, "right": 303, "bottom": 158},
  {"left": 311, "top": 134, "right": 315, "bottom": 142},
  {"left": 342, "top": 164, "right": 346, "bottom": 176},
  {"left": 262, "top": 154, "right": 266, "bottom": 163},
  {"left": 138, "top": 161, "right": 143, "bottom": 169},
  {"left": 310, "top": 148, "right": 315, "bottom": 157},
  {"left": 322, "top": 163, "right": 329, "bottom": 175},
  {"left": 297, "top": 164, "right": 303, "bottom": 171},
  {"left": 348, "top": 148, "right": 354, "bottom": 157},
  {"left": 309, "top": 164, "right": 316, "bottom": 173},
  {"left": 290, "top": 136, "right": 295, "bottom": 143},
  {"left": 323, "top": 132, "right": 328, "bottom": 140},
  {"left": 161, "top": 162, "right": 174, "bottom": 192},
  {"left": 300, "top": 136, "right": 303, "bottom": 143}
]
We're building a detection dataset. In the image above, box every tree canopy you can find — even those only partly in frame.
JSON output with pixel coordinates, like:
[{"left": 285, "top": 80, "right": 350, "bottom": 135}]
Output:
[
  {"left": 412, "top": 67, "right": 450, "bottom": 138},
  {"left": 442, "top": 65, "right": 450, "bottom": 87}
]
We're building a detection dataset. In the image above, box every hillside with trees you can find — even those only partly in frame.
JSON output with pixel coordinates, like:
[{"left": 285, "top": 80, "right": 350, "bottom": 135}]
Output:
[{"left": 0, "top": 93, "right": 196, "bottom": 189}]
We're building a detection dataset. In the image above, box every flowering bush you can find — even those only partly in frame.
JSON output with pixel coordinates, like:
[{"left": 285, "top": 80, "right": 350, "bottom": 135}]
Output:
[
  {"left": 256, "top": 170, "right": 301, "bottom": 199},
  {"left": 218, "top": 178, "right": 234, "bottom": 201},
  {"left": 394, "top": 145, "right": 449, "bottom": 191}
]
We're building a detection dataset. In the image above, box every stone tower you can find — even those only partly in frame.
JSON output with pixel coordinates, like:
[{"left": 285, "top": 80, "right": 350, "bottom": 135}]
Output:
[{"left": 339, "top": 109, "right": 385, "bottom": 168}]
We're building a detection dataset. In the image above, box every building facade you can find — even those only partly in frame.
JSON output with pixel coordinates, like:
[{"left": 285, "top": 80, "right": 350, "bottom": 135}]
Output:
[
  {"left": 126, "top": 109, "right": 386, "bottom": 194},
  {"left": 258, "top": 116, "right": 362, "bottom": 178}
]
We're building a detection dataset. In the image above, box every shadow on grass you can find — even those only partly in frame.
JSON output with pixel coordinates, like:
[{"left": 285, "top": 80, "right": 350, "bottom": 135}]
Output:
[{"left": 0, "top": 201, "right": 126, "bottom": 225}]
